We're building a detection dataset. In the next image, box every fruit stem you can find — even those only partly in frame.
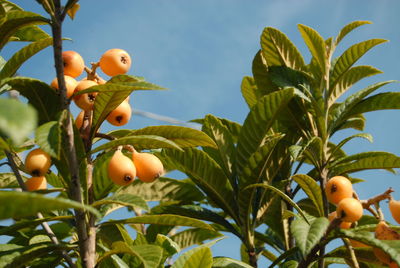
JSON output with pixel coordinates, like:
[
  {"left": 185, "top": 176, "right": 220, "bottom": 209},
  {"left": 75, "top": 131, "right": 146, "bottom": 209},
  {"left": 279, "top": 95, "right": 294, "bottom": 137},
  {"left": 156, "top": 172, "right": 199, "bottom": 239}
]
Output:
[
  {"left": 360, "top": 188, "right": 394, "bottom": 219},
  {"left": 94, "top": 132, "right": 116, "bottom": 141},
  {"left": 84, "top": 63, "right": 100, "bottom": 81},
  {"left": 342, "top": 238, "right": 360, "bottom": 268}
]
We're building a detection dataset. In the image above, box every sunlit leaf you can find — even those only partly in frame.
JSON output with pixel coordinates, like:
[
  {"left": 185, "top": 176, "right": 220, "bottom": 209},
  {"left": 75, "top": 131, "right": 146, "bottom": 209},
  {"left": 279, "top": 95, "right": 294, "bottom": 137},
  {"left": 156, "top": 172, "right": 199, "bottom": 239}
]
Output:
[
  {"left": 172, "top": 246, "right": 212, "bottom": 268},
  {"left": 336, "top": 21, "right": 372, "bottom": 44},
  {"left": 212, "top": 257, "right": 254, "bottom": 268},
  {"left": 292, "top": 174, "right": 324, "bottom": 217},
  {"left": 298, "top": 24, "right": 326, "bottom": 74},
  {"left": 171, "top": 228, "right": 223, "bottom": 250}
]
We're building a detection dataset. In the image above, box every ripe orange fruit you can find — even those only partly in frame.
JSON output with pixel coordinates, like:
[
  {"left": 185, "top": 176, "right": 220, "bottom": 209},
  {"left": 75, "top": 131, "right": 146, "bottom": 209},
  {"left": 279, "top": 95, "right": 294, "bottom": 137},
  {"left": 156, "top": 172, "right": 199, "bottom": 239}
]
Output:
[
  {"left": 107, "top": 150, "right": 136, "bottom": 186},
  {"left": 99, "top": 48, "right": 131, "bottom": 76},
  {"left": 374, "top": 221, "right": 400, "bottom": 265},
  {"left": 336, "top": 198, "right": 363, "bottom": 222},
  {"left": 133, "top": 152, "right": 164, "bottom": 183},
  {"left": 75, "top": 110, "right": 85, "bottom": 129},
  {"left": 325, "top": 176, "right": 353, "bottom": 205},
  {"left": 50, "top": 75, "right": 77, "bottom": 98},
  {"left": 25, "top": 176, "right": 47, "bottom": 191},
  {"left": 389, "top": 199, "right": 400, "bottom": 225},
  {"left": 106, "top": 101, "right": 131, "bottom": 126},
  {"left": 328, "top": 211, "right": 352, "bottom": 229},
  {"left": 25, "top": 148, "right": 51, "bottom": 176},
  {"left": 62, "top": 50, "right": 84, "bottom": 78},
  {"left": 73, "top": 80, "right": 98, "bottom": 110}
]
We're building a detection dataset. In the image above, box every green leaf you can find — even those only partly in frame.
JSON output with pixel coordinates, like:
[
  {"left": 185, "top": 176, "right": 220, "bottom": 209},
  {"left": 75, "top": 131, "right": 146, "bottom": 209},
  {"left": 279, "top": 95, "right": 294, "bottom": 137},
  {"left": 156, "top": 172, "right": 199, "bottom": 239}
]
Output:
[
  {"left": 172, "top": 246, "right": 213, "bottom": 268},
  {"left": 331, "top": 39, "right": 387, "bottom": 86},
  {"left": 1, "top": 77, "right": 62, "bottom": 124},
  {"left": 104, "top": 214, "right": 214, "bottom": 230},
  {"left": 0, "top": 191, "right": 100, "bottom": 220},
  {"left": 90, "top": 135, "right": 182, "bottom": 154},
  {"left": 336, "top": 21, "right": 372, "bottom": 44},
  {"left": 97, "top": 242, "right": 163, "bottom": 268},
  {"left": 328, "top": 65, "right": 382, "bottom": 105},
  {"left": 0, "top": 172, "right": 27, "bottom": 188},
  {"left": 11, "top": 25, "right": 50, "bottom": 42},
  {"left": 251, "top": 50, "right": 276, "bottom": 95},
  {"left": 261, "top": 27, "right": 305, "bottom": 70},
  {"left": 119, "top": 177, "right": 204, "bottom": 203},
  {"left": 108, "top": 125, "right": 216, "bottom": 148},
  {"left": 155, "top": 233, "right": 180, "bottom": 257},
  {"left": 0, "top": 37, "right": 53, "bottom": 80},
  {"left": 94, "top": 193, "right": 149, "bottom": 216},
  {"left": 235, "top": 88, "right": 294, "bottom": 177},
  {"left": 292, "top": 174, "right": 324, "bottom": 217},
  {"left": 331, "top": 133, "right": 373, "bottom": 158},
  {"left": 291, "top": 217, "right": 330, "bottom": 257},
  {"left": 241, "top": 76, "right": 260, "bottom": 108},
  {"left": 35, "top": 121, "right": 62, "bottom": 159},
  {"left": 171, "top": 228, "right": 223, "bottom": 250},
  {"left": 298, "top": 24, "right": 326, "bottom": 74},
  {"left": 330, "top": 151, "right": 400, "bottom": 175},
  {"left": 160, "top": 148, "right": 237, "bottom": 221},
  {"left": 0, "top": 10, "right": 49, "bottom": 50},
  {"left": 349, "top": 92, "right": 400, "bottom": 115},
  {"left": 212, "top": 257, "right": 254, "bottom": 268},
  {"left": 0, "top": 98, "right": 37, "bottom": 145}
]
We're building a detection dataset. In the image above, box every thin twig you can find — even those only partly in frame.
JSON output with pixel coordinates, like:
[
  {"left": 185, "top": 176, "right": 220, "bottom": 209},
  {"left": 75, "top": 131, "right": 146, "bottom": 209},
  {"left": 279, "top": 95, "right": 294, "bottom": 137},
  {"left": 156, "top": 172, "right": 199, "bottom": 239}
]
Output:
[{"left": 342, "top": 238, "right": 360, "bottom": 268}]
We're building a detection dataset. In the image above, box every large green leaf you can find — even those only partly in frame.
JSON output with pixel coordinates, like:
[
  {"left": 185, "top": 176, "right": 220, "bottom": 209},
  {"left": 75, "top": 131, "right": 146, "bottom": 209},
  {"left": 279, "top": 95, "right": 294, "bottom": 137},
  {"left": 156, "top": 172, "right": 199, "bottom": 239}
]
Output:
[
  {"left": 330, "top": 151, "right": 400, "bottom": 175},
  {"left": 171, "top": 228, "right": 223, "bottom": 250},
  {"left": 108, "top": 125, "right": 217, "bottom": 148},
  {"left": 325, "top": 246, "right": 382, "bottom": 266},
  {"left": 90, "top": 135, "right": 182, "bottom": 154},
  {"left": 160, "top": 148, "right": 237, "bottom": 221},
  {"left": 292, "top": 174, "right": 324, "bottom": 217},
  {"left": 290, "top": 217, "right": 330, "bottom": 257},
  {"left": 298, "top": 24, "right": 326, "bottom": 74},
  {"left": 251, "top": 50, "right": 275, "bottom": 95},
  {"left": 328, "top": 65, "right": 382, "bottom": 105},
  {"left": 0, "top": 10, "right": 49, "bottom": 50},
  {"left": 0, "top": 37, "right": 53, "bottom": 80},
  {"left": 330, "top": 39, "right": 387, "bottom": 86},
  {"left": 235, "top": 87, "right": 294, "bottom": 177},
  {"left": 172, "top": 246, "right": 213, "bottom": 268},
  {"left": 103, "top": 214, "right": 214, "bottom": 230},
  {"left": 0, "top": 98, "right": 37, "bottom": 145},
  {"left": 212, "top": 257, "right": 253, "bottom": 268},
  {"left": 0, "top": 172, "right": 27, "bottom": 188},
  {"left": 261, "top": 27, "right": 305, "bottom": 70},
  {"left": 1, "top": 77, "right": 62, "bottom": 124},
  {"left": 119, "top": 177, "right": 204, "bottom": 203},
  {"left": 35, "top": 120, "right": 62, "bottom": 159},
  {"left": 11, "top": 25, "right": 50, "bottom": 42},
  {"left": 241, "top": 76, "right": 260, "bottom": 108},
  {"left": 331, "top": 133, "right": 373, "bottom": 158},
  {"left": 97, "top": 242, "right": 163, "bottom": 268},
  {"left": 94, "top": 193, "right": 149, "bottom": 216},
  {"left": 336, "top": 21, "right": 372, "bottom": 44},
  {"left": 0, "top": 191, "right": 100, "bottom": 220},
  {"left": 348, "top": 92, "right": 400, "bottom": 115}
]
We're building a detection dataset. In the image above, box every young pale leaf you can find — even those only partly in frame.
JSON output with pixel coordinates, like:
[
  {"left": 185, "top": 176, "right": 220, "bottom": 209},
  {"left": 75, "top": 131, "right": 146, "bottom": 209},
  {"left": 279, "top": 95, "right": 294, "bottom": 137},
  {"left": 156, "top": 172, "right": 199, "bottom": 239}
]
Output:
[
  {"left": 292, "top": 174, "right": 324, "bottom": 217},
  {"left": 297, "top": 24, "right": 326, "bottom": 74},
  {"left": 35, "top": 121, "right": 61, "bottom": 159},
  {"left": 0, "top": 98, "right": 37, "bottom": 145},
  {"left": 0, "top": 37, "right": 52, "bottom": 80},
  {"left": 212, "top": 257, "right": 253, "bottom": 268},
  {"left": 336, "top": 20, "right": 372, "bottom": 44},
  {"left": 0, "top": 10, "right": 49, "bottom": 50},
  {"left": 330, "top": 39, "right": 387, "bottom": 85},
  {"left": 290, "top": 217, "right": 330, "bottom": 257},
  {"left": 261, "top": 27, "right": 305, "bottom": 70},
  {"left": 0, "top": 191, "right": 100, "bottom": 220},
  {"left": 104, "top": 214, "right": 214, "bottom": 231},
  {"left": 1, "top": 77, "right": 61, "bottom": 124},
  {"left": 172, "top": 246, "right": 213, "bottom": 268},
  {"left": 236, "top": 87, "right": 294, "bottom": 178}
]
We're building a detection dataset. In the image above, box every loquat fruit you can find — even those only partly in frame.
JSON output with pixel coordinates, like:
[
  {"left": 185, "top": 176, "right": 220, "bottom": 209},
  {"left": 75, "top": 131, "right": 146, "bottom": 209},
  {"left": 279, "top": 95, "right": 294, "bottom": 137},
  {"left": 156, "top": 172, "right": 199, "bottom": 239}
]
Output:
[
  {"left": 25, "top": 148, "right": 51, "bottom": 176},
  {"left": 50, "top": 75, "right": 77, "bottom": 99},
  {"left": 75, "top": 110, "right": 85, "bottom": 129},
  {"left": 62, "top": 50, "right": 85, "bottom": 78},
  {"left": 73, "top": 80, "right": 98, "bottom": 111},
  {"left": 106, "top": 100, "right": 132, "bottom": 126},
  {"left": 99, "top": 48, "right": 131, "bottom": 76},
  {"left": 389, "top": 199, "right": 400, "bottom": 225},
  {"left": 336, "top": 198, "right": 363, "bottom": 222},
  {"left": 132, "top": 151, "right": 164, "bottom": 183},
  {"left": 374, "top": 221, "right": 400, "bottom": 266},
  {"left": 107, "top": 150, "right": 136, "bottom": 186},
  {"left": 325, "top": 176, "right": 353, "bottom": 205},
  {"left": 328, "top": 211, "right": 352, "bottom": 229},
  {"left": 25, "top": 176, "right": 47, "bottom": 191}
]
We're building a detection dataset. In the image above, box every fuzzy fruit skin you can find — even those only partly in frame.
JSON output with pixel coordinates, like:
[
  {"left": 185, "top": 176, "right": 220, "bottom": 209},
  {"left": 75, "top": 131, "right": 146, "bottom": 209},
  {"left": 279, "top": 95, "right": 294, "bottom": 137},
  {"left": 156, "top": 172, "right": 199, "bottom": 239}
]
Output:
[
  {"left": 75, "top": 110, "right": 85, "bottom": 129},
  {"left": 374, "top": 221, "right": 400, "bottom": 265},
  {"left": 328, "top": 211, "right": 352, "bottom": 229},
  {"left": 25, "top": 148, "right": 51, "bottom": 176},
  {"left": 51, "top": 75, "right": 77, "bottom": 98},
  {"left": 108, "top": 150, "right": 136, "bottom": 186},
  {"left": 389, "top": 199, "right": 400, "bottom": 224},
  {"left": 62, "top": 50, "right": 84, "bottom": 78},
  {"left": 73, "top": 80, "right": 98, "bottom": 110},
  {"left": 133, "top": 152, "right": 164, "bottom": 183},
  {"left": 99, "top": 49, "right": 131, "bottom": 76},
  {"left": 25, "top": 176, "right": 47, "bottom": 191},
  {"left": 106, "top": 101, "right": 132, "bottom": 126},
  {"left": 325, "top": 176, "right": 353, "bottom": 205},
  {"left": 336, "top": 198, "right": 363, "bottom": 222}
]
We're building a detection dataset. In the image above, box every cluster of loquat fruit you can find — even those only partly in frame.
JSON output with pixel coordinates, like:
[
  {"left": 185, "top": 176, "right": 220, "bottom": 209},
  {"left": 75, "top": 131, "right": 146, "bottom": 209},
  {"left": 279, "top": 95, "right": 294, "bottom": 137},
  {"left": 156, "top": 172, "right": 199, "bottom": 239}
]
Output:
[
  {"left": 325, "top": 176, "right": 400, "bottom": 267},
  {"left": 23, "top": 48, "right": 164, "bottom": 191}
]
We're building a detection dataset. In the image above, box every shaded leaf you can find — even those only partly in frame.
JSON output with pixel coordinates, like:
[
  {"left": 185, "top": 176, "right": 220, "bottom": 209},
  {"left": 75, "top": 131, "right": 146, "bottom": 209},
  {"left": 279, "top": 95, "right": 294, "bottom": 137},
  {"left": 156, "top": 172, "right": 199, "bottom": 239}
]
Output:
[
  {"left": 251, "top": 50, "right": 275, "bottom": 95},
  {"left": 171, "top": 228, "right": 223, "bottom": 250},
  {"left": 0, "top": 172, "right": 27, "bottom": 188},
  {"left": 292, "top": 174, "right": 324, "bottom": 217}
]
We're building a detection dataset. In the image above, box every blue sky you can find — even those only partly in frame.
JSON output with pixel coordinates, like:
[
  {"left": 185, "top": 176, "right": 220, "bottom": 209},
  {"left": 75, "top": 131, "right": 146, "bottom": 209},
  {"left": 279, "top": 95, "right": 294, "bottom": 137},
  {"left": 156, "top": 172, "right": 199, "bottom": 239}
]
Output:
[{"left": 3, "top": 0, "right": 400, "bottom": 266}]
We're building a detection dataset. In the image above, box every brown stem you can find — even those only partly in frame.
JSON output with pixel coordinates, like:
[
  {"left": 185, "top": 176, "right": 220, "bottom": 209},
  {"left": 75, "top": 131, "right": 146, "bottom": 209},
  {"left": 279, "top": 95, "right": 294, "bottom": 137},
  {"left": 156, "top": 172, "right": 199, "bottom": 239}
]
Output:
[
  {"left": 5, "top": 150, "right": 76, "bottom": 268},
  {"left": 50, "top": 1, "right": 93, "bottom": 267},
  {"left": 94, "top": 133, "right": 116, "bottom": 141},
  {"left": 248, "top": 248, "right": 258, "bottom": 268},
  {"left": 360, "top": 188, "right": 393, "bottom": 220}
]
